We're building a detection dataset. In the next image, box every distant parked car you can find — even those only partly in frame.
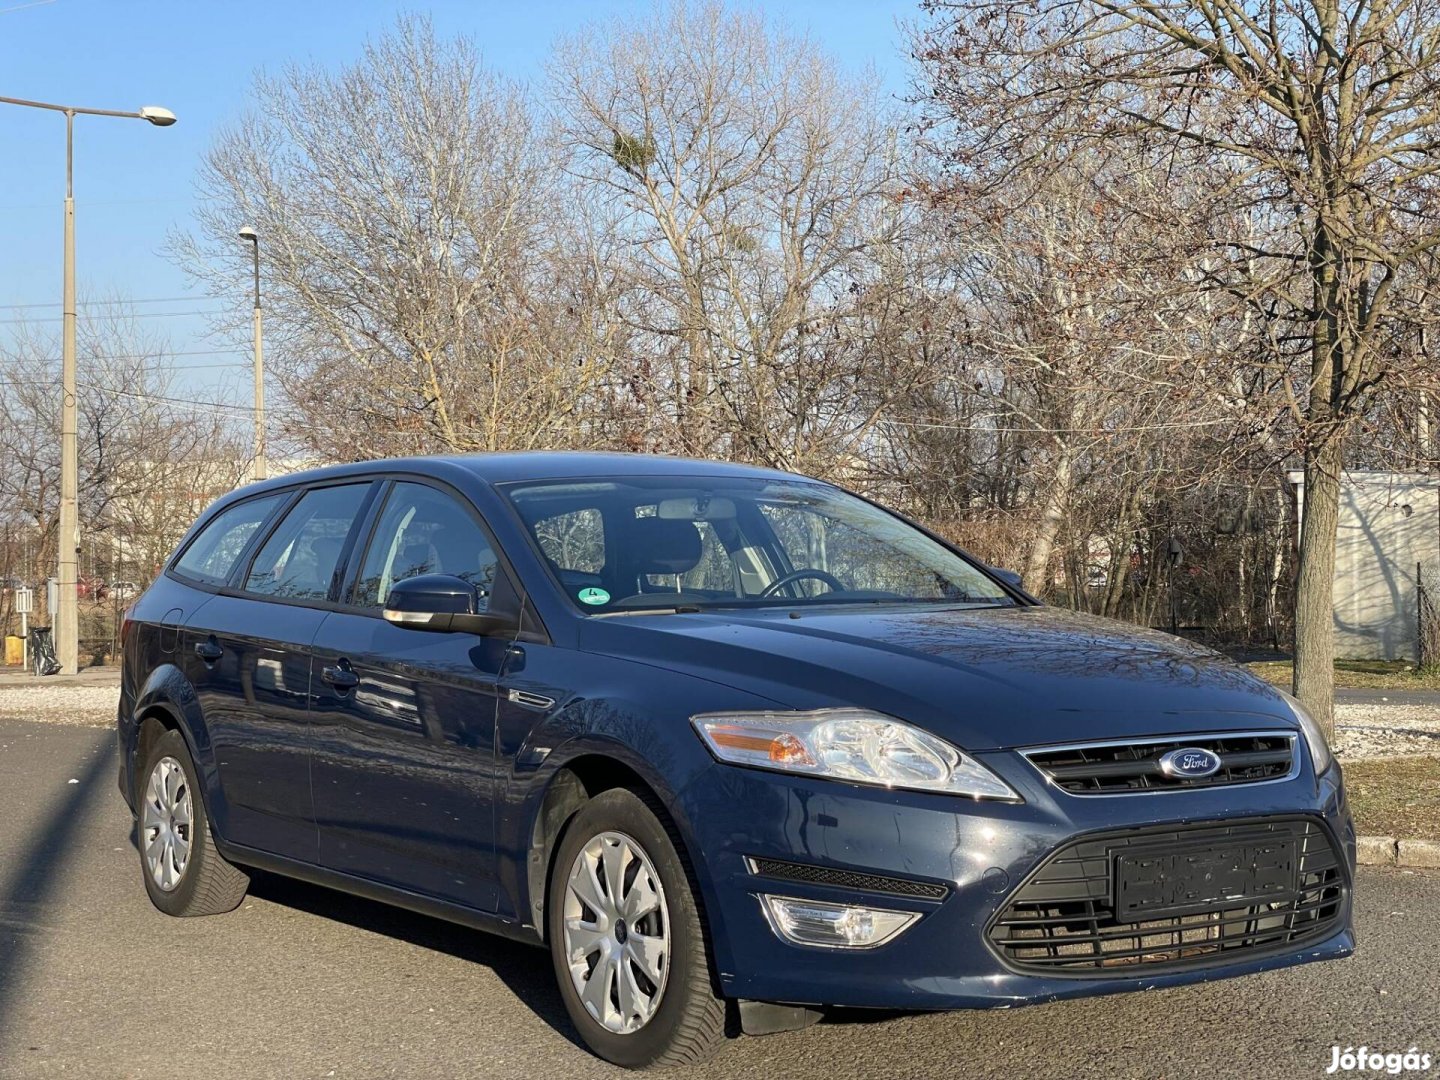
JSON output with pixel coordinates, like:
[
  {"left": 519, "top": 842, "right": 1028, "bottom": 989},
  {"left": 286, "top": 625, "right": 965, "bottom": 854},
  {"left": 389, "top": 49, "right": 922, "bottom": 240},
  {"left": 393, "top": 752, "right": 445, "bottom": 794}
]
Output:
[
  {"left": 110, "top": 580, "right": 141, "bottom": 601},
  {"left": 117, "top": 453, "right": 1354, "bottom": 1069}
]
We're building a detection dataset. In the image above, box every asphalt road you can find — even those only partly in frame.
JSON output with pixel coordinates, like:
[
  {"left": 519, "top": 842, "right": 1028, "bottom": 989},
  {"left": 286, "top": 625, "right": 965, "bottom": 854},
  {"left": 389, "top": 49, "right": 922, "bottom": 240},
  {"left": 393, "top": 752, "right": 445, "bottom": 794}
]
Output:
[{"left": 1, "top": 717, "right": 1437, "bottom": 1080}]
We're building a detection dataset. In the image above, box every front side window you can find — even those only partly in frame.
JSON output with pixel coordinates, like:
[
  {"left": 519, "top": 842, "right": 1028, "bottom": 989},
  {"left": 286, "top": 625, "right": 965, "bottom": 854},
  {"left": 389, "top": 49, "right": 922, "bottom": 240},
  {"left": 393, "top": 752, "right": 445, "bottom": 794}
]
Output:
[
  {"left": 352, "top": 482, "right": 499, "bottom": 610},
  {"left": 173, "top": 493, "right": 284, "bottom": 585},
  {"left": 244, "top": 484, "right": 371, "bottom": 600},
  {"left": 501, "top": 476, "right": 1013, "bottom": 613}
]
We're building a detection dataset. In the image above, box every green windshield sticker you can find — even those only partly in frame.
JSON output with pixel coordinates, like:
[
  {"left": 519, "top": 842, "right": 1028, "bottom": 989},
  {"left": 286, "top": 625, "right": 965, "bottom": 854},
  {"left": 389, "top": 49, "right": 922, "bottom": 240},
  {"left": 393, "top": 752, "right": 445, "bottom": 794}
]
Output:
[{"left": 577, "top": 587, "right": 611, "bottom": 606}]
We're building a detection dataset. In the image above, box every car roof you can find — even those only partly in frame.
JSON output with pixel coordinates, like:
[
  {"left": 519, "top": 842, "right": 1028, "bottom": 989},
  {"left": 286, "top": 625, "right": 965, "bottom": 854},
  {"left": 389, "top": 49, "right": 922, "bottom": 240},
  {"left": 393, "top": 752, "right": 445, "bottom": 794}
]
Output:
[{"left": 228, "top": 451, "right": 802, "bottom": 499}]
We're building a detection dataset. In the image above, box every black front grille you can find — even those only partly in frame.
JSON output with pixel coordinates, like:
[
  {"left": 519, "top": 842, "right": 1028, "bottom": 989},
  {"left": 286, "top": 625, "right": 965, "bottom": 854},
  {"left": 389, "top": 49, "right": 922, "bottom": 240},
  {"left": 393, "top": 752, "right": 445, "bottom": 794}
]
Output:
[
  {"left": 1025, "top": 733, "right": 1295, "bottom": 794},
  {"left": 988, "top": 817, "right": 1345, "bottom": 974},
  {"left": 746, "top": 857, "right": 949, "bottom": 900}
]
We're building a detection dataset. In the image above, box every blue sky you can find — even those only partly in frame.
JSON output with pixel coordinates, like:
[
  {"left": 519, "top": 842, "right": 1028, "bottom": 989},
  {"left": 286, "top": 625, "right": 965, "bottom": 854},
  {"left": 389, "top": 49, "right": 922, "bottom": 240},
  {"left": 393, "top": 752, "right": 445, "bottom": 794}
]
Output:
[{"left": 0, "top": 0, "right": 918, "bottom": 405}]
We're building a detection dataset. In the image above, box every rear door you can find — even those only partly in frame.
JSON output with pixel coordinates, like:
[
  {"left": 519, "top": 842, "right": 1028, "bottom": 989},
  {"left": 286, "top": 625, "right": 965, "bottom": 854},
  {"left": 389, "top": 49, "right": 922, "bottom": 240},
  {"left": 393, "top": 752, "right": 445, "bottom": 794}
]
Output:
[
  {"left": 309, "top": 479, "right": 519, "bottom": 912},
  {"left": 184, "top": 481, "right": 375, "bottom": 861}
]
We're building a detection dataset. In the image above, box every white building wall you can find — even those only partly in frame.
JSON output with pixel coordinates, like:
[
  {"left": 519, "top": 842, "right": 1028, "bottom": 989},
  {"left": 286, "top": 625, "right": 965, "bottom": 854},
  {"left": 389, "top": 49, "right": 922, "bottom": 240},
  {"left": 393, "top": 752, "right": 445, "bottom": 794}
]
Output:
[{"left": 1290, "top": 471, "right": 1440, "bottom": 661}]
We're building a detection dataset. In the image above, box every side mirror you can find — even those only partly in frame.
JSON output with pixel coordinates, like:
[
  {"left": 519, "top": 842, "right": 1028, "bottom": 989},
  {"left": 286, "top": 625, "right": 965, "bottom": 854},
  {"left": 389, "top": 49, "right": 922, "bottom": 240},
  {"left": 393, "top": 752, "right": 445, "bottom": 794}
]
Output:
[
  {"left": 987, "top": 566, "right": 1024, "bottom": 590},
  {"left": 382, "top": 574, "right": 514, "bottom": 636}
]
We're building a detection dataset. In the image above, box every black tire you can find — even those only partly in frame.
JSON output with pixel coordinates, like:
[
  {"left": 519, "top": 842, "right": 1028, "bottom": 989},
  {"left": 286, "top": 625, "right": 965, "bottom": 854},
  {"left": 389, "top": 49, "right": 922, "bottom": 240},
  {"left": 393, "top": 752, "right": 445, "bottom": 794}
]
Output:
[
  {"left": 136, "top": 727, "right": 249, "bottom": 917},
  {"left": 547, "top": 788, "right": 728, "bottom": 1069}
]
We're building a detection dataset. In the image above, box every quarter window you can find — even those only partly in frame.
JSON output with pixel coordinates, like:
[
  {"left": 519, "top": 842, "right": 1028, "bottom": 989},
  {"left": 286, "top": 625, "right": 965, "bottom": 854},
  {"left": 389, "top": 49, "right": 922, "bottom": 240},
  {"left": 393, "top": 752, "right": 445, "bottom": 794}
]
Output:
[
  {"left": 244, "top": 484, "right": 371, "bottom": 600},
  {"left": 172, "top": 494, "right": 284, "bottom": 586},
  {"left": 352, "top": 482, "right": 500, "bottom": 610}
]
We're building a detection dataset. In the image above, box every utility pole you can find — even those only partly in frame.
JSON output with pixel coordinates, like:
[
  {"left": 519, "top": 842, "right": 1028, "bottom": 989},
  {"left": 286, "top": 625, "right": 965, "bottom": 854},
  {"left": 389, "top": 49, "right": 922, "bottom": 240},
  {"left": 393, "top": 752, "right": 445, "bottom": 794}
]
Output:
[
  {"left": 238, "top": 226, "right": 266, "bottom": 483},
  {"left": 0, "top": 96, "right": 176, "bottom": 675}
]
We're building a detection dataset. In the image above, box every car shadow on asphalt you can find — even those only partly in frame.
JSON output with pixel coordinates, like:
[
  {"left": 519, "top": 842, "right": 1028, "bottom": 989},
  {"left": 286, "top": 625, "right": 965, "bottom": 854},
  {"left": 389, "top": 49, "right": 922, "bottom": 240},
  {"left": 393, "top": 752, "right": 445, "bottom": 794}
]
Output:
[
  {"left": 245, "top": 871, "right": 588, "bottom": 1051},
  {"left": 0, "top": 731, "right": 118, "bottom": 1048}
]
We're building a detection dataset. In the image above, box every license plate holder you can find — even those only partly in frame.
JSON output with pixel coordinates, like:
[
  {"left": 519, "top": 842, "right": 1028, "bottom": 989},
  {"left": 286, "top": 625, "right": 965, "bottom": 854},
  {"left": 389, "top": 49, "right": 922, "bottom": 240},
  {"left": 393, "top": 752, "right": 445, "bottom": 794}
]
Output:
[{"left": 1114, "top": 838, "right": 1299, "bottom": 922}]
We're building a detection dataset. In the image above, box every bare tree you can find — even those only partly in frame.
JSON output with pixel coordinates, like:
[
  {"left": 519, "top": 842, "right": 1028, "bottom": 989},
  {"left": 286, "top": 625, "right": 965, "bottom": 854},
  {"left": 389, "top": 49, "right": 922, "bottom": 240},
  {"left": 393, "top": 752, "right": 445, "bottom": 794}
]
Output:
[
  {"left": 173, "top": 16, "right": 623, "bottom": 462},
  {"left": 552, "top": 0, "right": 927, "bottom": 478},
  {"left": 0, "top": 301, "right": 246, "bottom": 605},
  {"left": 916, "top": 0, "right": 1440, "bottom": 730}
]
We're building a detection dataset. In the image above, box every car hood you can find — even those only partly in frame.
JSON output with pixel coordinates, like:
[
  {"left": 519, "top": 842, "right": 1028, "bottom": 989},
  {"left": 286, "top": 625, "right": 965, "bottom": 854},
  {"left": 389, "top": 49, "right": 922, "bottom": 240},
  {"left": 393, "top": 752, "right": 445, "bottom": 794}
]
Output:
[{"left": 582, "top": 604, "right": 1296, "bottom": 750}]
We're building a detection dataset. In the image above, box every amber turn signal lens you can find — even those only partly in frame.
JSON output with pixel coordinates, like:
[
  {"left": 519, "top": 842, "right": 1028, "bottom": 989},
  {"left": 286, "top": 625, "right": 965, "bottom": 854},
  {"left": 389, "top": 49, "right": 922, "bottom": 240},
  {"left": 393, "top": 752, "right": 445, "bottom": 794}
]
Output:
[
  {"left": 706, "top": 726, "right": 816, "bottom": 767},
  {"left": 769, "top": 732, "right": 811, "bottom": 765}
]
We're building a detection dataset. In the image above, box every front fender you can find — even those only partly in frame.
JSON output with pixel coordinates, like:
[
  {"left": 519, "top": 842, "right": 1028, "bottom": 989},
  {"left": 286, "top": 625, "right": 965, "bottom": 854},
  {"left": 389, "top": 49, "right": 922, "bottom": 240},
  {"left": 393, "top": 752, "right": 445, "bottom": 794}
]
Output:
[{"left": 496, "top": 687, "right": 762, "bottom": 971}]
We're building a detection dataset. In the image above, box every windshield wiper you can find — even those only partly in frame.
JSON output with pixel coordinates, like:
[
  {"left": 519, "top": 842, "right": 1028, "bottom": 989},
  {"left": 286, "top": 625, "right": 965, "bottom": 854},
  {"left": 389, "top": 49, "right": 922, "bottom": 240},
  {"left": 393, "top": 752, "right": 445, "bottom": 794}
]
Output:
[{"left": 597, "top": 604, "right": 703, "bottom": 616}]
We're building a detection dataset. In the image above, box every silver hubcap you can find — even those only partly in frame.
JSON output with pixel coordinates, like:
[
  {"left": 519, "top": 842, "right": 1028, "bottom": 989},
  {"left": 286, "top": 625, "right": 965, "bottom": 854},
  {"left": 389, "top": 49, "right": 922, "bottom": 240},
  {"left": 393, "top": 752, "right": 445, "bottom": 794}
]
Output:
[
  {"left": 562, "top": 831, "right": 670, "bottom": 1034},
  {"left": 141, "top": 756, "right": 193, "bottom": 891}
]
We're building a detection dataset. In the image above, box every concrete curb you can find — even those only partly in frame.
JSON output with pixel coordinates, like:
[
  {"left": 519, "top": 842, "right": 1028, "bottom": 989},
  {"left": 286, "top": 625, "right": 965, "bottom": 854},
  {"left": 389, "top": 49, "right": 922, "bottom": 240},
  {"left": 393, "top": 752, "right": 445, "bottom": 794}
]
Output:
[{"left": 1355, "top": 835, "right": 1440, "bottom": 867}]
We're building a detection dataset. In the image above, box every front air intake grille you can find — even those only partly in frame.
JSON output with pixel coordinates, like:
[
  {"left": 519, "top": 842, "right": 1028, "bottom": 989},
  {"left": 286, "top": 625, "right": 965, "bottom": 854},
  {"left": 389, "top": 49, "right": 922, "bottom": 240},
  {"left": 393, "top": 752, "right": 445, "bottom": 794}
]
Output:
[
  {"left": 746, "top": 857, "right": 949, "bottom": 900},
  {"left": 987, "top": 817, "right": 1345, "bottom": 975},
  {"left": 1023, "top": 732, "right": 1296, "bottom": 794}
]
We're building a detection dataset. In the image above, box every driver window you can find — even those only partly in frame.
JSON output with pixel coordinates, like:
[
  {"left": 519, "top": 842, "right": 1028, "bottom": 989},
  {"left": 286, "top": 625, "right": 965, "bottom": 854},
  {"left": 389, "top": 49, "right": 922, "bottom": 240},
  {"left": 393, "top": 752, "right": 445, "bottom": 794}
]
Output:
[{"left": 353, "top": 483, "right": 499, "bottom": 610}]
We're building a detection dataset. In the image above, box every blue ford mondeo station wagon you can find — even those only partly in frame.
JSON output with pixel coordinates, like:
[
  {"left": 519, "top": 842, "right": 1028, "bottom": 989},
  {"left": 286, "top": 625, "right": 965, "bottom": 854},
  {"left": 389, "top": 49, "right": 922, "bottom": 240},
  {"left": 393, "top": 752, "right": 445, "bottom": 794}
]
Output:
[{"left": 118, "top": 452, "right": 1353, "bottom": 1068}]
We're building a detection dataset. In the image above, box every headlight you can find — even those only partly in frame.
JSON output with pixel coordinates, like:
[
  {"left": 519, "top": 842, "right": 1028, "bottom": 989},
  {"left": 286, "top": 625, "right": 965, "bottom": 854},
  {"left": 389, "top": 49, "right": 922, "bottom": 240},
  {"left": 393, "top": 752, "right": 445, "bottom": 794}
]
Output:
[
  {"left": 690, "top": 708, "right": 1019, "bottom": 800},
  {"left": 1279, "top": 690, "right": 1333, "bottom": 774}
]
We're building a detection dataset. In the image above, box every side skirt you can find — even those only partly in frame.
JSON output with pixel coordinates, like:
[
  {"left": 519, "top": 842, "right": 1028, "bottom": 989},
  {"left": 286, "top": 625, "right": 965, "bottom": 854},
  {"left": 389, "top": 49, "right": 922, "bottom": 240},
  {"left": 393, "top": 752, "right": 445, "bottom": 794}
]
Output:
[{"left": 219, "top": 840, "right": 547, "bottom": 950}]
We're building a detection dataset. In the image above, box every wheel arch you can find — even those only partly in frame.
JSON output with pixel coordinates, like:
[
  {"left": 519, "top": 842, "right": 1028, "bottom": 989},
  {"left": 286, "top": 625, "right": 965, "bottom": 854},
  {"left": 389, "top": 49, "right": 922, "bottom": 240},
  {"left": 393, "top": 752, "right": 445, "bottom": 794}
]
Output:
[
  {"left": 524, "top": 749, "right": 713, "bottom": 951},
  {"left": 126, "top": 665, "right": 226, "bottom": 831}
]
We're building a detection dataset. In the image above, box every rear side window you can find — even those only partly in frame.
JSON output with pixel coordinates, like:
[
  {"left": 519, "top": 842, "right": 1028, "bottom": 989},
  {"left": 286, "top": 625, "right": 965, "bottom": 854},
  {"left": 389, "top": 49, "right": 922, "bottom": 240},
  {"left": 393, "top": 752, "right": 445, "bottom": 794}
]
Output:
[
  {"left": 243, "top": 484, "right": 371, "bottom": 601},
  {"left": 173, "top": 494, "right": 284, "bottom": 586}
]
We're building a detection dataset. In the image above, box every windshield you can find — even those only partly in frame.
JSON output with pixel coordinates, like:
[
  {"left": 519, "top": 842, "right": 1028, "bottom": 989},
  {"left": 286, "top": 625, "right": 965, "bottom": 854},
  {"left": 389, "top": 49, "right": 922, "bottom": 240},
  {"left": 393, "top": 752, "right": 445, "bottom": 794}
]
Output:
[{"left": 499, "top": 476, "right": 1015, "bottom": 613}]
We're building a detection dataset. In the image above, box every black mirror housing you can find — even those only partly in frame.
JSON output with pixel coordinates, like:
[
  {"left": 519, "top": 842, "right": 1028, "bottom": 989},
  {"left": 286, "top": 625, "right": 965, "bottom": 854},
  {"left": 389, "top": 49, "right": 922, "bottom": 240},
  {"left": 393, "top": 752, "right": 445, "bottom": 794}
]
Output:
[
  {"left": 382, "top": 574, "right": 515, "bottom": 636},
  {"left": 987, "top": 566, "right": 1024, "bottom": 590}
]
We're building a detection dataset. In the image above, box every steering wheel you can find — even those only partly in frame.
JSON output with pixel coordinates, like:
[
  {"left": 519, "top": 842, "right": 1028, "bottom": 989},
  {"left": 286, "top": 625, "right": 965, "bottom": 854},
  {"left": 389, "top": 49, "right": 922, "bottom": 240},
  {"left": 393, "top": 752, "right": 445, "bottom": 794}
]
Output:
[{"left": 759, "top": 567, "right": 846, "bottom": 599}]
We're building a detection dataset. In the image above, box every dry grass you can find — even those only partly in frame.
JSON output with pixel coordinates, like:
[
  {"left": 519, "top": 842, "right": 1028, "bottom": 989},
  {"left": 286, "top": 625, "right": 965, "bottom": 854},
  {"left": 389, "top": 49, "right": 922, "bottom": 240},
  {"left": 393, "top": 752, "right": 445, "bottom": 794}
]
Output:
[
  {"left": 1246, "top": 658, "right": 1440, "bottom": 691},
  {"left": 1343, "top": 756, "right": 1440, "bottom": 840}
]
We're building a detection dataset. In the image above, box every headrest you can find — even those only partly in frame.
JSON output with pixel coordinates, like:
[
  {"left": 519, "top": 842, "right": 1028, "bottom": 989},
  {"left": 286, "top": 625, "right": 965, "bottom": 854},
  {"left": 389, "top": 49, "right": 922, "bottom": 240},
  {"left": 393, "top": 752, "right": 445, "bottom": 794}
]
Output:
[
  {"left": 429, "top": 528, "right": 477, "bottom": 575},
  {"left": 632, "top": 517, "right": 702, "bottom": 576},
  {"left": 399, "top": 540, "right": 436, "bottom": 575}
]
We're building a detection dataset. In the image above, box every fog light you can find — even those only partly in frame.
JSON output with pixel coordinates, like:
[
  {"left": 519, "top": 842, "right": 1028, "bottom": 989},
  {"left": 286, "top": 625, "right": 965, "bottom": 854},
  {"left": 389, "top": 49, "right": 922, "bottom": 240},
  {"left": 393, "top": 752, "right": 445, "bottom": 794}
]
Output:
[{"left": 758, "top": 894, "right": 919, "bottom": 949}]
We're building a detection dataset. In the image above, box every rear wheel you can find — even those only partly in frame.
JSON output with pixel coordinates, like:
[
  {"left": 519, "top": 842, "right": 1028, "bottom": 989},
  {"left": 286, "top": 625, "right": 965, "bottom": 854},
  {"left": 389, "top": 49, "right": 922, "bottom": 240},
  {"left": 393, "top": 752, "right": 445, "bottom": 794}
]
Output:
[
  {"left": 137, "top": 727, "right": 249, "bottom": 917},
  {"left": 547, "top": 788, "right": 727, "bottom": 1069}
]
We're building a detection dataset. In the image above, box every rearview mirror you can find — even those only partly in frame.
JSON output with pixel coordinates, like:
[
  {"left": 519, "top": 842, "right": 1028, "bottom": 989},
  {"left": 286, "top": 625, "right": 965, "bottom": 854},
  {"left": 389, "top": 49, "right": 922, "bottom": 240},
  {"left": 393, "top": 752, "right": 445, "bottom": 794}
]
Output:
[
  {"left": 657, "top": 496, "right": 736, "bottom": 521},
  {"left": 382, "top": 573, "right": 514, "bottom": 636}
]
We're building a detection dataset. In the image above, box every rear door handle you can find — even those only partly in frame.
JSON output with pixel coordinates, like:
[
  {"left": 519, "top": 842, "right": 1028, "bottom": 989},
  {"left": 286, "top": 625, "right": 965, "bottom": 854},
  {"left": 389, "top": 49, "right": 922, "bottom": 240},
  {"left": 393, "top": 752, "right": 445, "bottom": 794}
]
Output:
[
  {"left": 321, "top": 664, "right": 359, "bottom": 692},
  {"left": 193, "top": 639, "right": 223, "bottom": 663}
]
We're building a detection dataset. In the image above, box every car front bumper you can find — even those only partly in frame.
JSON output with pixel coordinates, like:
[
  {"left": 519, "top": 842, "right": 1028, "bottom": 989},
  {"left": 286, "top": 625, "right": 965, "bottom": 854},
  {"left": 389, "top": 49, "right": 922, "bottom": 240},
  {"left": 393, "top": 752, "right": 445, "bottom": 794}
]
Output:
[{"left": 674, "top": 748, "right": 1355, "bottom": 1010}]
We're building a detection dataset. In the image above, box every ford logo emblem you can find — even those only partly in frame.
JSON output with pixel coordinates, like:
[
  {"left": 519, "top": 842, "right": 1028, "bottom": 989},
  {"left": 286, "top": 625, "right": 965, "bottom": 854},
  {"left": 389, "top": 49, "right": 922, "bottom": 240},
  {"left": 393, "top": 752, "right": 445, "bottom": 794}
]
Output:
[{"left": 1158, "top": 747, "right": 1223, "bottom": 779}]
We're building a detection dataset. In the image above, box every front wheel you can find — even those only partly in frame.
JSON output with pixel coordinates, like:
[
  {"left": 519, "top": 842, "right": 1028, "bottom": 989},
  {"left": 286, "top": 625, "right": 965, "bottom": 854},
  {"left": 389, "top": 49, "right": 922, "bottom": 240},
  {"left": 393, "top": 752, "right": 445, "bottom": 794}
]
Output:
[{"left": 547, "top": 788, "right": 727, "bottom": 1069}]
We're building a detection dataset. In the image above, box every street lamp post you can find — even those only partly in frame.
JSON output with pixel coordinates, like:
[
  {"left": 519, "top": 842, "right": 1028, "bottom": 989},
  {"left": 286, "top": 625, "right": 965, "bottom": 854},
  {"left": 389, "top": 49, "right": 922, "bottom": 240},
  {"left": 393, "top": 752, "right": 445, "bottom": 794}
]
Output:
[
  {"left": 0, "top": 96, "right": 175, "bottom": 676},
  {"left": 237, "top": 226, "right": 265, "bottom": 483}
]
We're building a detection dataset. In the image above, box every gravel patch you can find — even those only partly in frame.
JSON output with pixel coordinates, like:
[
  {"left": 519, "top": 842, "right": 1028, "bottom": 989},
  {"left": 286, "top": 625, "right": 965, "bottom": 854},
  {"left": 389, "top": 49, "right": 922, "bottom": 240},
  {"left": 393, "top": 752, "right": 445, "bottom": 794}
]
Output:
[
  {"left": 1335, "top": 702, "right": 1440, "bottom": 761},
  {"left": 0, "top": 683, "right": 119, "bottom": 727}
]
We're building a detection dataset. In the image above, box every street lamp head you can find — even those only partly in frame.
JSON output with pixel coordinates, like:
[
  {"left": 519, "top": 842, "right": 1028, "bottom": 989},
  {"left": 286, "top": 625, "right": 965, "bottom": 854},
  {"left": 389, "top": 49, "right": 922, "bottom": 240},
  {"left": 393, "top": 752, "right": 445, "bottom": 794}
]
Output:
[
  {"left": 238, "top": 225, "right": 258, "bottom": 244},
  {"left": 137, "top": 106, "right": 177, "bottom": 127}
]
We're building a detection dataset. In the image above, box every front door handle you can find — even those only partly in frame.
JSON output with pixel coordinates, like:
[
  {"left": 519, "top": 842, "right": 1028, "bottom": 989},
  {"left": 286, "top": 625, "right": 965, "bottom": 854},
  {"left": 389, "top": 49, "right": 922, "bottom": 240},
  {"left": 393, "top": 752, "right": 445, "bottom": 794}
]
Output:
[
  {"left": 193, "top": 639, "right": 223, "bottom": 663},
  {"left": 321, "top": 664, "right": 359, "bottom": 692}
]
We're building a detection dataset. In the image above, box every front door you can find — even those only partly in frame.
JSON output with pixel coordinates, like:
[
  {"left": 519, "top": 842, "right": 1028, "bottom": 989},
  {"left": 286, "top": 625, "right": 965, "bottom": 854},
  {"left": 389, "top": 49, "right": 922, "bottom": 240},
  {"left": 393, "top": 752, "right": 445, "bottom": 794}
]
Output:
[{"left": 309, "top": 480, "right": 516, "bottom": 912}]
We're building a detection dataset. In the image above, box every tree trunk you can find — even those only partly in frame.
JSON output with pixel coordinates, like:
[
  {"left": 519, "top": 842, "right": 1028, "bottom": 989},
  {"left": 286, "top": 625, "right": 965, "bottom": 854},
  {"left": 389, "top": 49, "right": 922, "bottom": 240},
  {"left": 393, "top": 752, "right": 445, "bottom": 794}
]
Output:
[
  {"left": 1266, "top": 486, "right": 1289, "bottom": 650},
  {"left": 1022, "top": 445, "right": 1072, "bottom": 593},
  {"left": 1292, "top": 437, "right": 1343, "bottom": 736}
]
